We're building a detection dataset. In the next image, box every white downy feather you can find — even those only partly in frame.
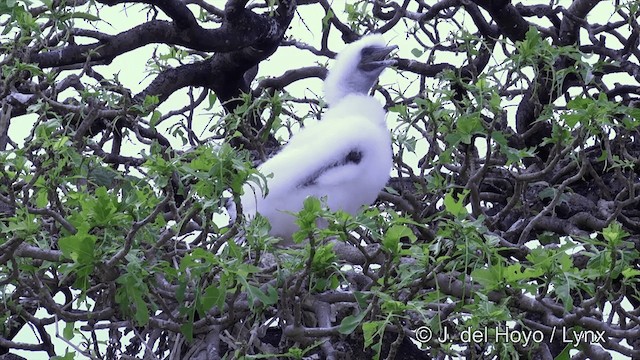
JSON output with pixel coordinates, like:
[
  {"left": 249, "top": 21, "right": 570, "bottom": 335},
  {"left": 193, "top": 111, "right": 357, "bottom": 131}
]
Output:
[{"left": 241, "top": 34, "right": 396, "bottom": 241}]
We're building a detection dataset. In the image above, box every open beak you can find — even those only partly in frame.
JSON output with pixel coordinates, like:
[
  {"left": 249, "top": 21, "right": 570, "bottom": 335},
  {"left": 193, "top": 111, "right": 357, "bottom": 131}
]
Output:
[{"left": 360, "top": 45, "right": 398, "bottom": 70}]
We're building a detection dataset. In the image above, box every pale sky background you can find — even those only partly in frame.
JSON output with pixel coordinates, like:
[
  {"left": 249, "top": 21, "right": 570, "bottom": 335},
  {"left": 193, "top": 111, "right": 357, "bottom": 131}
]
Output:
[{"left": 5, "top": 0, "right": 636, "bottom": 359}]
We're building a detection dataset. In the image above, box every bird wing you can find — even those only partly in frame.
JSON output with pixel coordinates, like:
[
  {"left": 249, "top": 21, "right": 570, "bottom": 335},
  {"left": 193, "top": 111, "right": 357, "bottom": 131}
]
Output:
[{"left": 242, "top": 110, "right": 389, "bottom": 212}]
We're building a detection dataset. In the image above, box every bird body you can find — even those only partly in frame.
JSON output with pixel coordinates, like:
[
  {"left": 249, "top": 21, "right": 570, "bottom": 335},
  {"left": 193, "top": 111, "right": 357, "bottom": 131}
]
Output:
[{"left": 240, "top": 34, "right": 396, "bottom": 241}]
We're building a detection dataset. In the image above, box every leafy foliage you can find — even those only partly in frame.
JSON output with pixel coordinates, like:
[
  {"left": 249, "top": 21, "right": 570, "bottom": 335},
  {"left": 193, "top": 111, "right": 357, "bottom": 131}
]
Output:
[{"left": 1, "top": 1, "right": 640, "bottom": 360}]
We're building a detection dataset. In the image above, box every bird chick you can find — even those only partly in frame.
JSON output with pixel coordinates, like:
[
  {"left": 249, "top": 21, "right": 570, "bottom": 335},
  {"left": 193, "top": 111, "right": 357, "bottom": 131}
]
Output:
[
  {"left": 241, "top": 34, "right": 396, "bottom": 241},
  {"left": 324, "top": 34, "right": 397, "bottom": 106}
]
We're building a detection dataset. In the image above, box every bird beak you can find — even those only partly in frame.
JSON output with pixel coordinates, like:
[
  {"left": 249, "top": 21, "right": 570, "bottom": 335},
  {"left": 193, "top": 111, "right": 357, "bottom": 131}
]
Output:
[{"left": 361, "top": 45, "right": 398, "bottom": 69}]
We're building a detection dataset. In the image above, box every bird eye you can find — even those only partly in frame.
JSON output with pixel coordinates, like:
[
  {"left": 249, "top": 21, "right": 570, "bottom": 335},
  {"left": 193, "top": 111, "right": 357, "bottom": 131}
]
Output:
[
  {"left": 360, "top": 47, "right": 374, "bottom": 57},
  {"left": 359, "top": 48, "right": 380, "bottom": 72}
]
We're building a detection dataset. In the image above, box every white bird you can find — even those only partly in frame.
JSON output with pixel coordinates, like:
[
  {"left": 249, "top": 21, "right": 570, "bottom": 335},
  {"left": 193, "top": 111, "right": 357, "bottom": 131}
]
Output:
[{"left": 240, "top": 34, "right": 396, "bottom": 241}]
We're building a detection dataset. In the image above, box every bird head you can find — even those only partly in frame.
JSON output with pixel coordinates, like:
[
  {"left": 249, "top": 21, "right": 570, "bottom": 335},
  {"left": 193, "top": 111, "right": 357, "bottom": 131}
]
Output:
[{"left": 324, "top": 34, "right": 397, "bottom": 106}]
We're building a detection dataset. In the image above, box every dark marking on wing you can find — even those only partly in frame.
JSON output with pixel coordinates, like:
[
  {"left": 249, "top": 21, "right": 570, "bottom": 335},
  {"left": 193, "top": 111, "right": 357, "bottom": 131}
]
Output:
[
  {"left": 297, "top": 149, "right": 363, "bottom": 188},
  {"left": 344, "top": 150, "right": 362, "bottom": 165}
]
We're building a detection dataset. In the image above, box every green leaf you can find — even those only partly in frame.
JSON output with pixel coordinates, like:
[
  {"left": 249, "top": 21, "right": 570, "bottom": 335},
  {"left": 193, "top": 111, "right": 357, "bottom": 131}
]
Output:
[
  {"left": 91, "top": 187, "right": 119, "bottom": 226},
  {"left": 362, "top": 320, "right": 384, "bottom": 347},
  {"left": 150, "top": 110, "right": 161, "bottom": 127},
  {"left": 383, "top": 224, "right": 416, "bottom": 254},
  {"left": 353, "top": 291, "right": 369, "bottom": 309},
  {"left": 553, "top": 344, "right": 573, "bottom": 360},
  {"left": 115, "top": 263, "right": 151, "bottom": 326},
  {"left": 362, "top": 320, "right": 385, "bottom": 360},
  {"left": 302, "top": 196, "right": 322, "bottom": 212},
  {"left": 471, "top": 267, "right": 500, "bottom": 290},
  {"left": 88, "top": 166, "right": 118, "bottom": 187},
  {"left": 456, "top": 114, "right": 482, "bottom": 139},
  {"left": 63, "top": 322, "right": 75, "bottom": 340},
  {"left": 538, "top": 186, "right": 556, "bottom": 200},
  {"left": 181, "top": 323, "right": 194, "bottom": 342},
  {"left": 205, "top": 91, "right": 217, "bottom": 110},
  {"left": 338, "top": 310, "right": 368, "bottom": 335},
  {"left": 381, "top": 299, "right": 408, "bottom": 314},
  {"left": 322, "top": 9, "right": 334, "bottom": 30},
  {"left": 245, "top": 284, "right": 278, "bottom": 307},
  {"left": 443, "top": 190, "right": 468, "bottom": 217},
  {"left": 503, "top": 264, "right": 544, "bottom": 282},
  {"left": 602, "top": 221, "right": 628, "bottom": 246},
  {"left": 51, "top": 350, "right": 76, "bottom": 360},
  {"left": 555, "top": 274, "right": 578, "bottom": 311},
  {"left": 134, "top": 296, "right": 150, "bottom": 325},
  {"left": 293, "top": 196, "right": 324, "bottom": 238},
  {"left": 58, "top": 232, "right": 97, "bottom": 263},
  {"left": 15, "top": 62, "right": 44, "bottom": 76},
  {"left": 562, "top": 113, "right": 582, "bottom": 128},
  {"left": 622, "top": 268, "right": 640, "bottom": 279},
  {"left": 202, "top": 284, "right": 226, "bottom": 311},
  {"left": 312, "top": 243, "right": 337, "bottom": 270},
  {"left": 59, "top": 11, "right": 101, "bottom": 21},
  {"left": 35, "top": 190, "right": 48, "bottom": 207}
]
